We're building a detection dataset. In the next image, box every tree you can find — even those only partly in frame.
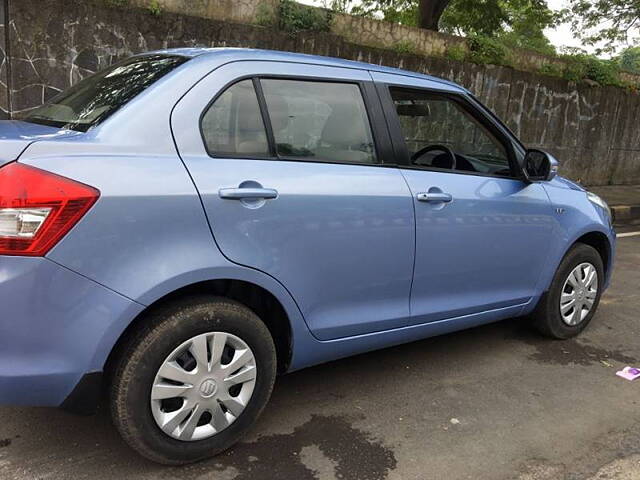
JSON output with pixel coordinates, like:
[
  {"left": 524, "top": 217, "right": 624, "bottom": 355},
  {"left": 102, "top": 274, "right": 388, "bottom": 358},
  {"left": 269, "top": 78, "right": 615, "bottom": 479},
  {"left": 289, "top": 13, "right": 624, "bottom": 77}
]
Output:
[
  {"left": 439, "top": 0, "right": 557, "bottom": 50},
  {"left": 331, "top": 0, "right": 420, "bottom": 26},
  {"left": 331, "top": 0, "right": 557, "bottom": 53},
  {"left": 418, "top": 0, "right": 451, "bottom": 30},
  {"left": 439, "top": 0, "right": 507, "bottom": 35},
  {"left": 329, "top": 0, "right": 451, "bottom": 29},
  {"left": 493, "top": 0, "right": 557, "bottom": 54},
  {"left": 564, "top": 0, "right": 640, "bottom": 53},
  {"left": 617, "top": 46, "right": 640, "bottom": 72}
]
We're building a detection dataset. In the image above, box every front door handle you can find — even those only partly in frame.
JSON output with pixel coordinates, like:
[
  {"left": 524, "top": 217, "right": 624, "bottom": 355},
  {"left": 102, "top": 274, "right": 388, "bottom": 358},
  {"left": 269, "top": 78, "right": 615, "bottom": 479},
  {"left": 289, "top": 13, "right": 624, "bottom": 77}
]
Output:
[
  {"left": 416, "top": 192, "right": 453, "bottom": 203},
  {"left": 219, "top": 187, "right": 278, "bottom": 200}
]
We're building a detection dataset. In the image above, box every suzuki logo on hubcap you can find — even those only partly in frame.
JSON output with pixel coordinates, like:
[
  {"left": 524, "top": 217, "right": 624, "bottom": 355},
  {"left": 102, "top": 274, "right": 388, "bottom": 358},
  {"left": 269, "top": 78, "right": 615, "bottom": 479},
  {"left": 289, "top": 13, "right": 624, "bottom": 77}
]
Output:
[{"left": 199, "top": 378, "right": 217, "bottom": 398}]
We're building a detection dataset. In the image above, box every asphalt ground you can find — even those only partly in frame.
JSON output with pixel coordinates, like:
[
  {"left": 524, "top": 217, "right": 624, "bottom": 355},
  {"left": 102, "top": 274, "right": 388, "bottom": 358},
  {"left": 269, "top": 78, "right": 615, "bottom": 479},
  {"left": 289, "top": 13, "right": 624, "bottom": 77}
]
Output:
[{"left": 1, "top": 232, "right": 639, "bottom": 480}]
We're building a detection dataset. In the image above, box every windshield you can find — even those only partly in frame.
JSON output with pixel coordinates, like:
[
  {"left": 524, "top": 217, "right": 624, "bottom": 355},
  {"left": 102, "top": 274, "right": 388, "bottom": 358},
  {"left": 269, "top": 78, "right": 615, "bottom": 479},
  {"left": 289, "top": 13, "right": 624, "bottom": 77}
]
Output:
[{"left": 21, "top": 54, "right": 188, "bottom": 132}]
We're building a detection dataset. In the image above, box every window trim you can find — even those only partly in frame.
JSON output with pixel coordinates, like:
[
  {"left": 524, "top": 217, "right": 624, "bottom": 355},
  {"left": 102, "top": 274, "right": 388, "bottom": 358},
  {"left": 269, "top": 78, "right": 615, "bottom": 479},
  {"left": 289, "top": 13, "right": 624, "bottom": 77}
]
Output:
[
  {"left": 198, "top": 73, "right": 389, "bottom": 167},
  {"left": 253, "top": 77, "right": 277, "bottom": 158},
  {"left": 376, "top": 82, "right": 526, "bottom": 181}
]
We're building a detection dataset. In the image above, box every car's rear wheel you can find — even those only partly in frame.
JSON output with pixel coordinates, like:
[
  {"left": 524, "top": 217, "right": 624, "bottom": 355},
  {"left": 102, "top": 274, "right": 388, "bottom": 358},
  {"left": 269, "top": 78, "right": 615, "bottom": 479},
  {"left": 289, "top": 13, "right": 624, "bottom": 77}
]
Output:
[
  {"left": 110, "top": 296, "right": 277, "bottom": 465},
  {"left": 532, "top": 243, "right": 604, "bottom": 339}
]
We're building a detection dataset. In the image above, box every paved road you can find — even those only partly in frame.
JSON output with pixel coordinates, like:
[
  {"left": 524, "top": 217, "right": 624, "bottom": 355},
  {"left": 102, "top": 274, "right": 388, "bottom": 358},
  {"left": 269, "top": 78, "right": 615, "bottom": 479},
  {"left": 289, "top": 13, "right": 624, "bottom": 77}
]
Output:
[{"left": 1, "top": 235, "right": 639, "bottom": 480}]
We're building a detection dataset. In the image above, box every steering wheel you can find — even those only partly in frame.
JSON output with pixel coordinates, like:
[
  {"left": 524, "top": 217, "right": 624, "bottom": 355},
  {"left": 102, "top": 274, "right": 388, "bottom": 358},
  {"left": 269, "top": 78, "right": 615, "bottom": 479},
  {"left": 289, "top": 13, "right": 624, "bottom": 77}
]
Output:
[{"left": 411, "top": 144, "right": 457, "bottom": 170}]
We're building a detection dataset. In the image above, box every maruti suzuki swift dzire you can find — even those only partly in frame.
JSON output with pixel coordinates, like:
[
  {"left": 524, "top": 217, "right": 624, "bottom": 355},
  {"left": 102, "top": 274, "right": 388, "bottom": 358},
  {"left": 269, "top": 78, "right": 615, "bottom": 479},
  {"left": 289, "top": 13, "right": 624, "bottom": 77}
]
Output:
[{"left": 0, "top": 48, "right": 615, "bottom": 464}]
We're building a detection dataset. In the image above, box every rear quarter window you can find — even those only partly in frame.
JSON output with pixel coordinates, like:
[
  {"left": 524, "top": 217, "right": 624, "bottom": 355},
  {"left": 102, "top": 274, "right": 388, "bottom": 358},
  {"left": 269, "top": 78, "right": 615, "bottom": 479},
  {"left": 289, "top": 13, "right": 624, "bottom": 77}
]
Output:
[{"left": 201, "top": 79, "right": 270, "bottom": 157}]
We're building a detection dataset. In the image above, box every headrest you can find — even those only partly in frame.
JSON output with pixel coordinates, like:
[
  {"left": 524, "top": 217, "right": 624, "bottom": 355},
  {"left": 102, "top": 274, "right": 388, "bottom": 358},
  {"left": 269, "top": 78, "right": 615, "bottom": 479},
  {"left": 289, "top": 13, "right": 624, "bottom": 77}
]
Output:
[
  {"left": 320, "top": 104, "right": 367, "bottom": 146},
  {"left": 237, "top": 94, "right": 264, "bottom": 132}
]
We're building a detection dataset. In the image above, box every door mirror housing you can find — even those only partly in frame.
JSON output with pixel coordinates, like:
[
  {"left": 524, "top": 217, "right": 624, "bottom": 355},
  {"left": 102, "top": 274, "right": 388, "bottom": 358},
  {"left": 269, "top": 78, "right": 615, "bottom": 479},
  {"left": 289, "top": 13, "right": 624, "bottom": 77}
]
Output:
[{"left": 523, "top": 149, "right": 559, "bottom": 182}]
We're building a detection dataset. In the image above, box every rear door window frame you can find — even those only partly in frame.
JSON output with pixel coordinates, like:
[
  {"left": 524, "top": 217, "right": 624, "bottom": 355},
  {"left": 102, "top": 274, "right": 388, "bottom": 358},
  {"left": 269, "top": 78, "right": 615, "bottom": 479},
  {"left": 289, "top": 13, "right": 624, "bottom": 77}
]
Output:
[{"left": 198, "top": 73, "right": 394, "bottom": 167}]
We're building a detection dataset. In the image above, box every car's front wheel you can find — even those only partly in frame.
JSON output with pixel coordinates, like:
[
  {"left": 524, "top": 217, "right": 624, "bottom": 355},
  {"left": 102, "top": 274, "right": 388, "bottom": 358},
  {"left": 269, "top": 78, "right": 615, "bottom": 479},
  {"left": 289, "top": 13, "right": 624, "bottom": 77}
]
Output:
[
  {"left": 532, "top": 243, "right": 604, "bottom": 339},
  {"left": 110, "top": 296, "right": 277, "bottom": 465}
]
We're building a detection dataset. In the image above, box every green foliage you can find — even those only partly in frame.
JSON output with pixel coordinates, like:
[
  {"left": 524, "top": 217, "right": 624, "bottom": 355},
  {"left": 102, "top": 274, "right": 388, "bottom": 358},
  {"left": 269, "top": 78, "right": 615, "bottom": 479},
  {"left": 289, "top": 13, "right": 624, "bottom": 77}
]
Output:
[
  {"left": 147, "top": 0, "right": 161, "bottom": 15},
  {"left": 445, "top": 44, "right": 467, "bottom": 61},
  {"left": 439, "top": 0, "right": 507, "bottom": 36},
  {"left": 345, "top": 0, "right": 418, "bottom": 26},
  {"left": 329, "top": 0, "right": 557, "bottom": 57},
  {"left": 498, "top": 31, "right": 556, "bottom": 56},
  {"left": 495, "top": 0, "right": 557, "bottom": 56},
  {"left": 441, "top": 0, "right": 558, "bottom": 57},
  {"left": 559, "top": 53, "right": 622, "bottom": 85},
  {"left": 256, "top": 2, "right": 278, "bottom": 27},
  {"left": 279, "top": 0, "right": 332, "bottom": 34},
  {"left": 538, "top": 63, "right": 563, "bottom": 77},
  {"left": 376, "top": 3, "right": 419, "bottom": 26},
  {"left": 324, "top": 0, "right": 358, "bottom": 13},
  {"left": 562, "top": 0, "right": 640, "bottom": 54},
  {"left": 583, "top": 58, "right": 621, "bottom": 85},
  {"left": 392, "top": 40, "right": 417, "bottom": 54},
  {"left": 467, "top": 34, "right": 510, "bottom": 66},
  {"left": 617, "top": 46, "right": 640, "bottom": 73},
  {"left": 535, "top": 51, "right": 629, "bottom": 87},
  {"left": 334, "top": 0, "right": 557, "bottom": 40}
]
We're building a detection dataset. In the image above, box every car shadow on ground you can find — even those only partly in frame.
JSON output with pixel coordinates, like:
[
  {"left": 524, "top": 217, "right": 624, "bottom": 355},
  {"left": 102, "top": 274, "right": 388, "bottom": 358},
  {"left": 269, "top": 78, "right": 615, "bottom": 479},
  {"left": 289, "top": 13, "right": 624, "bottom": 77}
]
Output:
[{"left": 0, "top": 311, "right": 636, "bottom": 480}]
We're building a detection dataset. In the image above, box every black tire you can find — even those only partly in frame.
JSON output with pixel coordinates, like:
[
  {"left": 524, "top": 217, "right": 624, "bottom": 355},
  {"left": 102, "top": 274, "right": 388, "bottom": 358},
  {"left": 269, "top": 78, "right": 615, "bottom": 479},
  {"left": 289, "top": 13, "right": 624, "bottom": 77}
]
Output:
[
  {"left": 110, "top": 296, "right": 277, "bottom": 465},
  {"left": 532, "top": 243, "right": 604, "bottom": 339}
]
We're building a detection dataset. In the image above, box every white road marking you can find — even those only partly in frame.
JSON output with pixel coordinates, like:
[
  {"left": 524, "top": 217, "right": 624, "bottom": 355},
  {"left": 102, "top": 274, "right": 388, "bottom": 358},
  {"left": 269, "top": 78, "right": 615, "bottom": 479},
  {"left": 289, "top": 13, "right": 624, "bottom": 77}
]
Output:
[{"left": 617, "top": 231, "right": 640, "bottom": 238}]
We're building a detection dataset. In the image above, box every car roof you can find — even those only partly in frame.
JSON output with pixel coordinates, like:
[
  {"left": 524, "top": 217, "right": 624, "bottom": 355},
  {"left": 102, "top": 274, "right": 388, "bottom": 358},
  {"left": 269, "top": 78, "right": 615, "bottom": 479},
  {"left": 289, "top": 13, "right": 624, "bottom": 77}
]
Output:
[{"left": 144, "top": 47, "right": 466, "bottom": 92}]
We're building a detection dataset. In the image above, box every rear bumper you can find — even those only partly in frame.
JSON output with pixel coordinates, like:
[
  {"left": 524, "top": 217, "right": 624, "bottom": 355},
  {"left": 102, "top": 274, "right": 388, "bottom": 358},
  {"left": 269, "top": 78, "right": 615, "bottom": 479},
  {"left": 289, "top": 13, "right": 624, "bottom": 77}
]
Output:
[{"left": 0, "top": 256, "right": 143, "bottom": 407}]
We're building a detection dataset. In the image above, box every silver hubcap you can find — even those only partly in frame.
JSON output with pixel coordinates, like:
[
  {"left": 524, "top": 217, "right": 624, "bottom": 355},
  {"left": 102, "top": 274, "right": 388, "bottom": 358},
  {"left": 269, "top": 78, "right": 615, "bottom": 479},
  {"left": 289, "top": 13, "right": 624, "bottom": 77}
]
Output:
[
  {"left": 150, "top": 332, "right": 257, "bottom": 442},
  {"left": 560, "top": 262, "right": 598, "bottom": 326}
]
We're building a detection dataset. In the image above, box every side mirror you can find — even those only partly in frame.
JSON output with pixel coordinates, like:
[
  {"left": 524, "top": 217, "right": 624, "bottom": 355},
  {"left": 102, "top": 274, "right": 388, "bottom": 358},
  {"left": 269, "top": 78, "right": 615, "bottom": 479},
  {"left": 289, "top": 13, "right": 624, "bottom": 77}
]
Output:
[{"left": 523, "top": 149, "right": 559, "bottom": 182}]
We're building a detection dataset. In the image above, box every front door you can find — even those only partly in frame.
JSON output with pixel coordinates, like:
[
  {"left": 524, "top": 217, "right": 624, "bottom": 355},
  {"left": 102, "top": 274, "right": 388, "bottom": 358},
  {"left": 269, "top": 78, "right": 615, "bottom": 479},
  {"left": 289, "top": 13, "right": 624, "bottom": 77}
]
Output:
[
  {"left": 172, "top": 62, "right": 415, "bottom": 340},
  {"left": 372, "top": 73, "right": 554, "bottom": 325}
]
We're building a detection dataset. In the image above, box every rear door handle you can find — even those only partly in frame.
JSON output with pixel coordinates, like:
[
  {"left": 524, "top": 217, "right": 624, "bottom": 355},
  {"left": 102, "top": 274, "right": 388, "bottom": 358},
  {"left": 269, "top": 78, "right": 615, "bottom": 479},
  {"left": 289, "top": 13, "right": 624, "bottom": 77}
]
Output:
[
  {"left": 416, "top": 192, "right": 453, "bottom": 203},
  {"left": 219, "top": 187, "right": 278, "bottom": 200}
]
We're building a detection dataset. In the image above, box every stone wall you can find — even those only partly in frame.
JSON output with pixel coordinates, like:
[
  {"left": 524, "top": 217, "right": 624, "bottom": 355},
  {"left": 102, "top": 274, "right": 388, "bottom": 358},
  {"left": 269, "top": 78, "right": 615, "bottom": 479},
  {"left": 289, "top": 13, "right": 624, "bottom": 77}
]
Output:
[
  {"left": 0, "top": 0, "right": 9, "bottom": 119},
  {"left": 129, "top": 0, "right": 280, "bottom": 27},
  {"left": 130, "top": 0, "right": 631, "bottom": 81},
  {"left": 1, "top": 0, "right": 639, "bottom": 185}
]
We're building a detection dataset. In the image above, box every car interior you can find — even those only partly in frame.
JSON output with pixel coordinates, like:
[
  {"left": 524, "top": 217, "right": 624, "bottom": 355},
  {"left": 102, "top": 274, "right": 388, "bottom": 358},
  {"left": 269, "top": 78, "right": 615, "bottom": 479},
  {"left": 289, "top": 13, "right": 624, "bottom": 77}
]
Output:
[{"left": 390, "top": 87, "right": 513, "bottom": 177}]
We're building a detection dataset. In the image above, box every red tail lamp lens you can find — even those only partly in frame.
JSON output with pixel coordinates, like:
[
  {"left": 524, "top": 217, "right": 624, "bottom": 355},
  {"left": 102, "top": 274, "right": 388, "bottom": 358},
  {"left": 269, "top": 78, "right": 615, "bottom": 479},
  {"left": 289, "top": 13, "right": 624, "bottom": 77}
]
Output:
[{"left": 0, "top": 162, "right": 100, "bottom": 256}]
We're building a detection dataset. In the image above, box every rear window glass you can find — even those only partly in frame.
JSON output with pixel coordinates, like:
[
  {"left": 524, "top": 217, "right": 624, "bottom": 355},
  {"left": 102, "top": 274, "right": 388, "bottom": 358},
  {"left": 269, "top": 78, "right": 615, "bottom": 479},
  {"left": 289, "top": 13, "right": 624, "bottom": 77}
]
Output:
[
  {"left": 21, "top": 54, "right": 187, "bottom": 132},
  {"left": 261, "top": 79, "right": 377, "bottom": 164}
]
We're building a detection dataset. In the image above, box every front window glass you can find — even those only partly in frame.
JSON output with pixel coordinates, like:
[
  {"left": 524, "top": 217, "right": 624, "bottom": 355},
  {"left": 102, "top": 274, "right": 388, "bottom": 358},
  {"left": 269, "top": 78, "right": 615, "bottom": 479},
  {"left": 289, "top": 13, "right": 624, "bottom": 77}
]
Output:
[
  {"left": 261, "top": 79, "right": 377, "bottom": 164},
  {"left": 21, "top": 54, "right": 187, "bottom": 132},
  {"left": 390, "top": 87, "right": 512, "bottom": 177}
]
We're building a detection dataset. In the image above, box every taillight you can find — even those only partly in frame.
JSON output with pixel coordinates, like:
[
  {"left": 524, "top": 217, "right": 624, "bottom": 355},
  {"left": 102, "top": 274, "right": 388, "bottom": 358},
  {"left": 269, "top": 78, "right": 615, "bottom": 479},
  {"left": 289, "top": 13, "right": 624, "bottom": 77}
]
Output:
[{"left": 0, "top": 162, "right": 99, "bottom": 256}]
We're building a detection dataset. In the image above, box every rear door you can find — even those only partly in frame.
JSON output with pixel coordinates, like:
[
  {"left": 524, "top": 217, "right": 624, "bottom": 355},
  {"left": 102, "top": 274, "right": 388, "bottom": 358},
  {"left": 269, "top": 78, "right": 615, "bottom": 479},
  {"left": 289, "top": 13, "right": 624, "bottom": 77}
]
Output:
[
  {"left": 372, "top": 71, "right": 554, "bottom": 325},
  {"left": 172, "top": 62, "right": 415, "bottom": 340}
]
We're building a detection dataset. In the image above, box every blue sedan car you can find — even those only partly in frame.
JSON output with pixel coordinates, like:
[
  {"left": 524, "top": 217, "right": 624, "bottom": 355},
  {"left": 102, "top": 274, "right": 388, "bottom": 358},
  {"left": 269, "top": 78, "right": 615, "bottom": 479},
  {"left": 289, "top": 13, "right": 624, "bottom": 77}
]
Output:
[{"left": 0, "top": 48, "right": 614, "bottom": 464}]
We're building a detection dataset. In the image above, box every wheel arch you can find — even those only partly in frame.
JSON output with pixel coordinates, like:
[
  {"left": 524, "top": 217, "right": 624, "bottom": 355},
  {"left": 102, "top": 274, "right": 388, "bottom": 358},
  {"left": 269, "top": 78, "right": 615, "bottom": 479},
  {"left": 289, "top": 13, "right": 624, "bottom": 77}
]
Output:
[
  {"left": 103, "top": 278, "right": 296, "bottom": 384},
  {"left": 541, "top": 228, "right": 613, "bottom": 293},
  {"left": 572, "top": 230, "right": 612, "bottom": 277}
]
